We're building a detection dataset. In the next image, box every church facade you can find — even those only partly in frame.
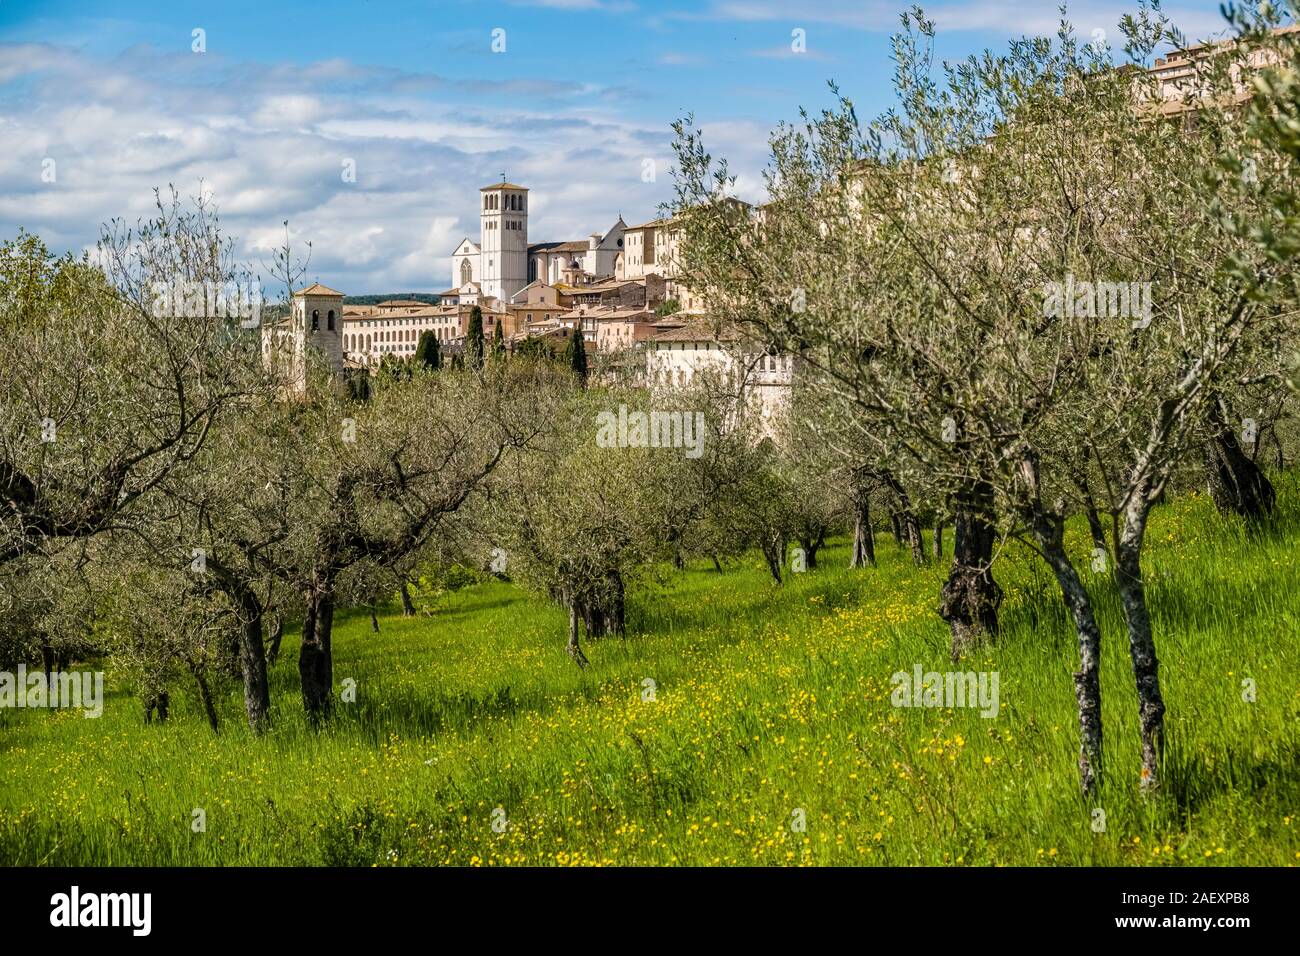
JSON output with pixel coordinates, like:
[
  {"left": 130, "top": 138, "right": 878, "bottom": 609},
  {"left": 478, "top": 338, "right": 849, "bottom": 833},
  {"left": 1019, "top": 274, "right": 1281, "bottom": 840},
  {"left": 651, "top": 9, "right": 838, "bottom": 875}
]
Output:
[
  {"left": 448, "top": 179, "right": 627, "bottom": 302},
  {"left": 449, "top": 181, "right": 531, "bottom": 302}
]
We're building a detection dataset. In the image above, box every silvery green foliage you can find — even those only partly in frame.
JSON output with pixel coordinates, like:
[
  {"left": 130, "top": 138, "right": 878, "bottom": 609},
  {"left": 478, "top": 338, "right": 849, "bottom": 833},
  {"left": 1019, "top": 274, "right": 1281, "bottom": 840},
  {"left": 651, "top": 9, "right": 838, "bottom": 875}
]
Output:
[
  {"left": 0, "top": 189, "right": 264, "bottom": 569},
  {"left": 669, "top": 4, "right": 1300, "bottom": 792}
]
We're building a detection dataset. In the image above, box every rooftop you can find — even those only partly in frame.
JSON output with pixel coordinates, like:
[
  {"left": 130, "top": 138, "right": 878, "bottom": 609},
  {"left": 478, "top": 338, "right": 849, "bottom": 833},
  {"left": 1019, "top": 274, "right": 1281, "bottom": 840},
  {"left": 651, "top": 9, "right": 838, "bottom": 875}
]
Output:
[
  {"left": 650, "top": 320, "right": 734, "bottom": 343},
  {"left": 295, "top": 282, "right": 344, "bottom": 297}
]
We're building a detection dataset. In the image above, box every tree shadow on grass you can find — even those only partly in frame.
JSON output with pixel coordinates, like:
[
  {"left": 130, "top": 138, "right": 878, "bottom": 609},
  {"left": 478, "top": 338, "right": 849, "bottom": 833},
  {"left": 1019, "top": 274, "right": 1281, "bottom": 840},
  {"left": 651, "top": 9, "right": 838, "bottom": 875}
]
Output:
[
  {"left": 334, "top": 680, "right": 609, "bottom": 743},
  {"left": 1161, "top": 740, "right": 1300, "bottom": 822}
]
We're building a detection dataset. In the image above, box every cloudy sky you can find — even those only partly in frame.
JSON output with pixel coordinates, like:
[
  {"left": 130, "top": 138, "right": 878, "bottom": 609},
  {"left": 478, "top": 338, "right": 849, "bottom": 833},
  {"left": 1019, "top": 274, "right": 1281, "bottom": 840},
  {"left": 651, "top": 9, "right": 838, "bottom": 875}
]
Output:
[{"left": 0, "top": 0, "right": 1236, "bottom": 293}]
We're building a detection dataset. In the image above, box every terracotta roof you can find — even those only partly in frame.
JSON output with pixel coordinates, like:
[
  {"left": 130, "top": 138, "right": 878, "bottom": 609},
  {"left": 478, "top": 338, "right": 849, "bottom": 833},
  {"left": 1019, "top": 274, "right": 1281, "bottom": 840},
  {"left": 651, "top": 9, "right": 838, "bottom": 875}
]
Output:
[
  {"left": 650, "top": 321, "right": 735, "bottom": 343},
  {"left": 580, "top": 278, "right": 637, "bottom": 292},
  {"left": 481, "top": 181, "right": 529, "bottom": 191},
  {"left": 342, "top": 305, "right": 462, "bottom": 322},
  {"left": 295, "top": 282, "right": 344, "bottom": 297},
  {"left": 590, "top": 309, "right": 654, "bottom": 321}
]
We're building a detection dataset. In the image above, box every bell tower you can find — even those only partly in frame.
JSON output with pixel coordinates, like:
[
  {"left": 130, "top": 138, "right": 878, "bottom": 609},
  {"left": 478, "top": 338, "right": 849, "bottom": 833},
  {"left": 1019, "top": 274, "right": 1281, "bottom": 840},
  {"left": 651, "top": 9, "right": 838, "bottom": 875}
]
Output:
[
  {"left": 480, "top": 178, "right": 528, "bottom": 301},
  {"left": 263, "top": 282, "right": 345, "bottom": 396}
]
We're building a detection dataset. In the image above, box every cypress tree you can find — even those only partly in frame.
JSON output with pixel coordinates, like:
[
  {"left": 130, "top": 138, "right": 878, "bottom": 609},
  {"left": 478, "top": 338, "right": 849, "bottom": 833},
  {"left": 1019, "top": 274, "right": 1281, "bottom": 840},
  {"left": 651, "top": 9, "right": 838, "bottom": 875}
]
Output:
[
  {"left": 492, "top": 319, "right": 505, "bottom": 359},
  {"left": 413, "top": 330, "right": 441, "bottom": 370},
  {"left": 569, "top": 324, "right": 588, "bottom": 385},
  {"left": 466, "top": 306, "right": 485, "bottom": 370}
]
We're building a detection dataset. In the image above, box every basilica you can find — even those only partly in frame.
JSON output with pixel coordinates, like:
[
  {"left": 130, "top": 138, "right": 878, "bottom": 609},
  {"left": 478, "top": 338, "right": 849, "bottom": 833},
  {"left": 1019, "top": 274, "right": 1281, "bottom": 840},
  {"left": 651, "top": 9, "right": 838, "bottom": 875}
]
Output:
[{"left": 261, "top": 177, "right": 792, "bottom": 422}]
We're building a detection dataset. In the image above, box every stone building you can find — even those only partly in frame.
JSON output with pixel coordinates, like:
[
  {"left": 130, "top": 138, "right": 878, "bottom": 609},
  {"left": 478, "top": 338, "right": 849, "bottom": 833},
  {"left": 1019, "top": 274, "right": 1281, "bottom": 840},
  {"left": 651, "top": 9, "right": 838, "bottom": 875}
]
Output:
[
  {"left": 645, "top": 321, "right": 794, "bottom": 425},
  {"left": 261, "top": 282, "right": 346, "bottom": 393}
]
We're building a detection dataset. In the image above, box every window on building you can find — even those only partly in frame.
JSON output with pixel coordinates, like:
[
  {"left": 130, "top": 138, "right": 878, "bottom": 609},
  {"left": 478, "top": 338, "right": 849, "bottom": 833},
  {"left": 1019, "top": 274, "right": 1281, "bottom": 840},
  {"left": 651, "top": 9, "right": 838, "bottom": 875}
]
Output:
[
  {"left": 327, "top": 310, "right": 335, "bottom": 331},
  {"left": 311, "top": 309, "right": 319, "bottom": 331}
]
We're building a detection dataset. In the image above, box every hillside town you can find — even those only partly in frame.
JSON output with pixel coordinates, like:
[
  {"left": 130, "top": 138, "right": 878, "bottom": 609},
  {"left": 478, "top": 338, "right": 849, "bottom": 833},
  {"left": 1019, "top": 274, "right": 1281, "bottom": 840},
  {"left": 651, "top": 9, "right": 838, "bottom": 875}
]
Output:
[
  {"left": 261, "top": 25, "right": 1283, "bottom": 420},
  {"left": 263, "top": 178, "right": 795, "bottom": 419}
]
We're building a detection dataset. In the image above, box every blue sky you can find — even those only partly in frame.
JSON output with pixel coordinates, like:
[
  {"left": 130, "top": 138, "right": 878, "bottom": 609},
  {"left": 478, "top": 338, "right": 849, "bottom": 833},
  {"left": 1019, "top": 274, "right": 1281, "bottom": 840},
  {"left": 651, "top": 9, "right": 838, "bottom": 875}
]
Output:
[{"left": 0, "top": 0, "right": 1239, "bottom": 292}]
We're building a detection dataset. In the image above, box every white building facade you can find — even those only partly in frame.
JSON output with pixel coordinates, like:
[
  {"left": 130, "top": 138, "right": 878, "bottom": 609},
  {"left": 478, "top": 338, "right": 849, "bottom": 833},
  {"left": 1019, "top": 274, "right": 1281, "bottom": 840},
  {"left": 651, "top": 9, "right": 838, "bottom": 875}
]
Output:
[{"left": 450, "top": 181, "right": 530, "bottom": 302}]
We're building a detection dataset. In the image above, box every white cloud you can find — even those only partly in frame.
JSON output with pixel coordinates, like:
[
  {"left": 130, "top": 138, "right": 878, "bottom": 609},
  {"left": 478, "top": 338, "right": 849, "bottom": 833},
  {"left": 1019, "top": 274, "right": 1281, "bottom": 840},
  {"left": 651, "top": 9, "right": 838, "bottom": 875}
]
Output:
[
  {"left": 657, "top": 52, "right": 704, "bottom": 66},
  {"left": 0, "top": 42, "right": 741, "bottom": 293},
  {"left": 251, "top": 95, "right": 327, "bottom": 130},
  {"left": 750, "top": 45, "right": 836, "bottom": 62},
  {"left": 694, "top": 1, "right": 1230, "bottom": 41}
]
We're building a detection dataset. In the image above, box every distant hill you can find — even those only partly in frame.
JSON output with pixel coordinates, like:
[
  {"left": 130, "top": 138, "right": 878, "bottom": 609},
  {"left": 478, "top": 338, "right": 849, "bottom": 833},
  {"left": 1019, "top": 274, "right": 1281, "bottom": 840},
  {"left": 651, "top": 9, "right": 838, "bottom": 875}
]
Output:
[{"left": 342, "top": 293, "right": 442, "bottom": 306}]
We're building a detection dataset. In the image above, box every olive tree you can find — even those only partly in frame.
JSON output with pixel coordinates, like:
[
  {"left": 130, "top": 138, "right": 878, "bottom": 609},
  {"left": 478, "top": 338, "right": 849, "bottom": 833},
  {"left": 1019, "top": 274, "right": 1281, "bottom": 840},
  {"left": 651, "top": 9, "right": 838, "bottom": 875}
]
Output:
[{"left": 671, "top": 4, "right": 1297, "bottom": 793}]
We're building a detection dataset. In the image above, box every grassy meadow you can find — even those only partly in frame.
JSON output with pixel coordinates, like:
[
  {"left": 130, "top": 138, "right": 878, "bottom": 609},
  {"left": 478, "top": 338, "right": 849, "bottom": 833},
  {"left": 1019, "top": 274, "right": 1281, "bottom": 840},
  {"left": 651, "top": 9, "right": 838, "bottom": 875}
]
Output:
[{"left": 2, "top": 480, "right": 1298, "bottom": 867}]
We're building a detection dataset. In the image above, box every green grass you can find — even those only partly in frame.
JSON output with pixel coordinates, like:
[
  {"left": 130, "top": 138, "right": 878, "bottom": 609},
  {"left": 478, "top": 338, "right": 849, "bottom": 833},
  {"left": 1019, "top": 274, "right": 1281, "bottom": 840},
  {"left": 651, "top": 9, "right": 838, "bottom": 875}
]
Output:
[{"left": 2, "top": 479, "right": 1299, "bottom": 866}]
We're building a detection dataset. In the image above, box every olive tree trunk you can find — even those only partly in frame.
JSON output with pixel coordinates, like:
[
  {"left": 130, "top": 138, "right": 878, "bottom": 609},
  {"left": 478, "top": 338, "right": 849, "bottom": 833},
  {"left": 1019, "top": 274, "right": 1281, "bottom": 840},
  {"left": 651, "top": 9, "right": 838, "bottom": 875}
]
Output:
[
  {"left": 266, "top": 613, "right": 284, "bottom": 666},
  {"left": 566, "top": 601, "right": 589, "bottom": 668},
  {"left": 298, "top": 584, "right": 336, "bottom": 722},
  {"left": 581, "top": 570, "right": 626, "bottom": 639},
  {"left": 234, "top": 601, "right": 271, "bottom": 732},
  {"left": 1205, "top": 395, "right": 1275, "bottom": 520},
  {"left": 189, "top": 661, "right": 220, "bottom": 734},
  {"left": 761, "top": 531, "right": 784, "bottom": 585},
  {"left": 882, "top": 475, "right": 927, "bottom": 566},
  {"left": 208, "top": 560, "right": 272, "bottom": 732},
  {"left": 849, "top": 478, "right": 876, "bottom": 568},
  {"left": 144, "top": 692, "right": 170, "bottom": 724},
  {"left": 939, "top": 479, "right": 1002, "bottom": 661},
  {"left": 1019, "top": 456, "right": 1103, "bottom": 795},
  {"left": 798, "top": 527, "right": 825, "bottom": 570},
  {"left": 1115, "top": 495, "right": 1166, "bottom": 791}
]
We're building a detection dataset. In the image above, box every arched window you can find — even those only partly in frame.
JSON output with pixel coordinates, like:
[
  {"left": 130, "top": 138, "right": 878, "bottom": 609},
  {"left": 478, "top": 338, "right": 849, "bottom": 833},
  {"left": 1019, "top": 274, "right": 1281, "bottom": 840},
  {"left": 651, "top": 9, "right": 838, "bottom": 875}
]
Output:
[
  {"left": 311, "top": 309, "right": 319, "bottom": 331},
  {"left": 327, "top": 310, "right": 335, "bottom": 331},
  {"left": 460, "top": 259, "right": 472, "bottom": 286},
  {"left": 365, "top": 334, "right": 372, "bottom": 350}
]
